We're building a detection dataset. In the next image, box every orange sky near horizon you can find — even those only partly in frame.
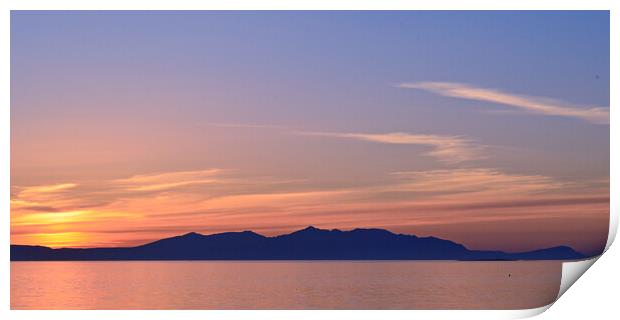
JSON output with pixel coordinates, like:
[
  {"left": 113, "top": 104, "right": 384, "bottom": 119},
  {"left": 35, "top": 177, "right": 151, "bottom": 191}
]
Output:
[{"left": 10, "top": 166, "right": 609, "bottom": 255}]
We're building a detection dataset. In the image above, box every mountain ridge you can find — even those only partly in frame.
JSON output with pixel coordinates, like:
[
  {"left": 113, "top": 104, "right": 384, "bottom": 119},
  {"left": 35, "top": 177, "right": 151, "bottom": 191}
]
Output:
[{"left": 10, "top": 226, "right": 585, "bottom": 261}]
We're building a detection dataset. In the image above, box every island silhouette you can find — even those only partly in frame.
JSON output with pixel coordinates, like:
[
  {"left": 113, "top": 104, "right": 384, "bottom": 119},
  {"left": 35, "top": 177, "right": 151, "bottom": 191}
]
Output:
[{"left": 10, "top": 226, "right": 584, "bottom": 261}]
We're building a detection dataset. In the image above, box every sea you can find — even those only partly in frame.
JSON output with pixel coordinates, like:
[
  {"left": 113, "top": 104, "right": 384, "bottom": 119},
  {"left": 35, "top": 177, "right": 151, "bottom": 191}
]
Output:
[{"left": 11, "top": 260, "right": 561, "bottom": 309}]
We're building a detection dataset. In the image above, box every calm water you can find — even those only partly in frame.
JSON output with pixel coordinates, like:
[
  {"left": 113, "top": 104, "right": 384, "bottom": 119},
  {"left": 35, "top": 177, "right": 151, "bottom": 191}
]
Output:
[{"left": 11, "top": 261, "right": 561, "bottom": 309}]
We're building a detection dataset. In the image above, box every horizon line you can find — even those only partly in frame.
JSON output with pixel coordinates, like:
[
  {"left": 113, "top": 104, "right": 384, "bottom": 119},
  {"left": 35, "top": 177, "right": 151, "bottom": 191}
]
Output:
[{"left": 10, "top": 225, "right": 583, "bottom": 256}]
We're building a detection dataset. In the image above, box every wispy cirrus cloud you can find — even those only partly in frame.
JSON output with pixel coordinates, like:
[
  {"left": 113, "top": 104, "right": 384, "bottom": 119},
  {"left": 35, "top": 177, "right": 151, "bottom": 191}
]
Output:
[
  {"left": 297, "top": 131, "right": 485, "bottom": 164},
  {"left": 114, "top": 169, "right": 224, "bottom": 192},
  {"left": 11, "top": 183, "right": 80, "bottom": 214},
  {"left": 398, "top": 82, "right": 609, "bottom": 124},
  {"left": 18, "top": 183, "right": 77, "bottom": 197},
  {"left": 390, "top": 168, "right": 565, "bottom": 197}
]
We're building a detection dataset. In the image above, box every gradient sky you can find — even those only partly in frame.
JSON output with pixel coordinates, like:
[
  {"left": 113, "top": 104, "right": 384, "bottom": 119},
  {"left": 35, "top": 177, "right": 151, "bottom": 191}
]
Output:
[{"left": 10, "top": 11, "right": 610, "bottom": 255}]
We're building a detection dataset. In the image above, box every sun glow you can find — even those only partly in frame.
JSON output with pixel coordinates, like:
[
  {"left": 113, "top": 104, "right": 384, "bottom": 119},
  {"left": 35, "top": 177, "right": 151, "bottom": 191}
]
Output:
[{"left": 17, "top": 232, "right": 90, "bottom": 249}]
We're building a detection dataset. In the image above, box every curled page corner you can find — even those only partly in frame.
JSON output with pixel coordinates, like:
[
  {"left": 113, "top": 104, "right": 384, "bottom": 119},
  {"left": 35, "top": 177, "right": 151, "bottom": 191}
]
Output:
[
  {"left": 517, "top": 256, "right": 602, "bottom": 318},
  {"left": 508, "top": 304, "right": 553, "bottom": 319},
  {"left": 549, "top": 199, "right": 620, "bottom": 309},
  {"left": 471, "top": 208, "right": 614, "bottom": 317},
  {"left": 557, "top": 256, "right": 600, "bottom": 299},
  {"left": 549, "top": 197, "right": 620, "bottom": 306}
]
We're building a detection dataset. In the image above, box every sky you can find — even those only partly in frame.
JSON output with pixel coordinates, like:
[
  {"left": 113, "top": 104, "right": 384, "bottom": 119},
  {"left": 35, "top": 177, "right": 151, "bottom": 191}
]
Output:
[{"left": 10, "top": 11, "right": 610, "bottom": 255}]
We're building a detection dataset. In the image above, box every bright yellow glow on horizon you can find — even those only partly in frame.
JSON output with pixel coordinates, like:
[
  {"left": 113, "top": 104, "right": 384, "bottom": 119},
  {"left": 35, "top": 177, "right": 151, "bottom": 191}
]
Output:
[{"left": 19, "top": 232, "right": 91, "bottom": 249}]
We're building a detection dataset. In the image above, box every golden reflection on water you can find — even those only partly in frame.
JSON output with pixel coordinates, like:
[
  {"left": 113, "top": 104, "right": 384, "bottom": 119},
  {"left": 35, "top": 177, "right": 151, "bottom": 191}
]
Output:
[{"left": 11, "top": 261, "right": 562, "bottom": 309}]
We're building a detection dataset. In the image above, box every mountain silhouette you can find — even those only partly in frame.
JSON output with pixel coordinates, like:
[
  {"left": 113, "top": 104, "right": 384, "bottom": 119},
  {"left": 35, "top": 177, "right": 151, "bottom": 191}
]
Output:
[{"left": 10, "top": 226, "right": 585, "bottom": 261}]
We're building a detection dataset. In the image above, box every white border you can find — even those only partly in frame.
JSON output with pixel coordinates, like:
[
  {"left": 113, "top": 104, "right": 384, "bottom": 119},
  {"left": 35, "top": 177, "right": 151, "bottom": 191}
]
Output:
[
  {"left": 0, "top": 0, "right": 616, "bottom": 10},
  {"left": 1, "top": 1, "right": 617, "bottom": 319}
]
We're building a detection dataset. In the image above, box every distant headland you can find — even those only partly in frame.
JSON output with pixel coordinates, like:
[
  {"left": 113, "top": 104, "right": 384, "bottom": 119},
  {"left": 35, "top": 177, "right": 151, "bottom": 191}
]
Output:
[{"left": 10, "top": 226, "right": 585, "bottom": 261}]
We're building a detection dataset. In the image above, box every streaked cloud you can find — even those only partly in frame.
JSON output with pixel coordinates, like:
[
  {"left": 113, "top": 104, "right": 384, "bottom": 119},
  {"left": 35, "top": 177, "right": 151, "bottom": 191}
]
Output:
[
  {"left": 114, "top": 169, "right": 224, "bottom": 192},
  {"left": 398, "top": 82, "right": 609, "bottom": 124},
  {"left": 11, "top": 183, "right": 82, "bottom": 215},
  {"left": 390, "top": 168, "right": 565, "bottom": 196},
  {"left": 298, "top": 131, "right": 485, "bottom": 164},
  {"left": 18, "top": 183, "right": 77, "bottom": 197}
]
